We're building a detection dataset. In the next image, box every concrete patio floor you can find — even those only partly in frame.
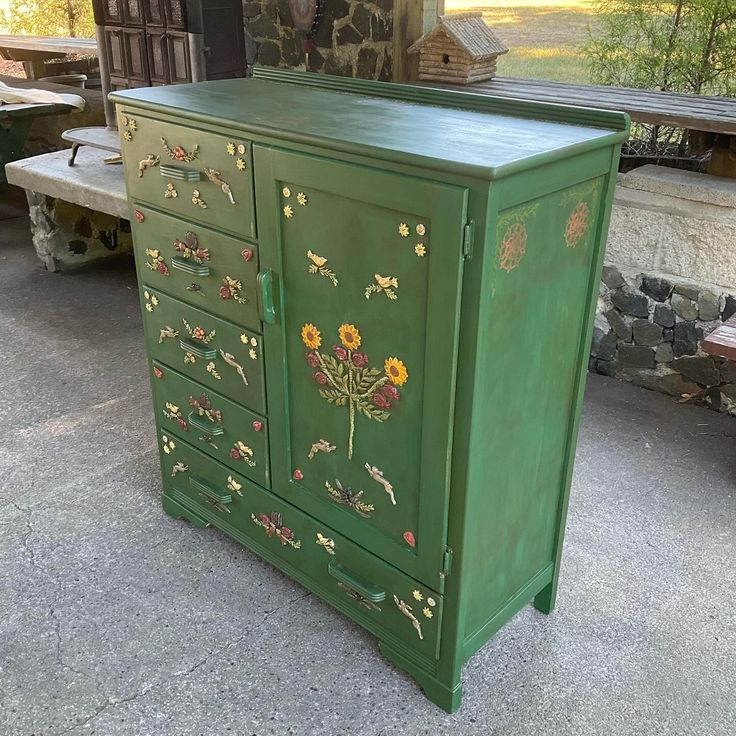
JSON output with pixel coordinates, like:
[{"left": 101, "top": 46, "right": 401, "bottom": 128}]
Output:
[{"left": 1, "top": 214, "right": 734, "bottom": 735}]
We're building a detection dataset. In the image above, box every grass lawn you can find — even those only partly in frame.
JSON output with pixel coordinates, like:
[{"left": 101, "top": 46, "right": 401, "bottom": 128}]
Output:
[{"left": 445, "top": 0, "right": 599, "bottom": 83}]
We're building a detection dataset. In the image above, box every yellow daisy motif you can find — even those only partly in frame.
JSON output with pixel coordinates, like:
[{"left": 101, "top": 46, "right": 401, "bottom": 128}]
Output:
[
  {"left": 145, "top": 303, "right": 153, "bottom": 313},
  {"left": 283, "top": 205, "right": 294, "bottom": 218},
  {"left": 169, "top": 440, "right": 176, "bottom": 449},
  {"left": 249, "top": 348, "right": 257, "bottom": 360},
  {"left": 338, "top": 323, "right": 361, "bottom": 349},
  {"left": 163, "top": 444, "right": 170, "bottom": 454},
  {"left": 384, "top": 357, "right": 408, "bottom": 386},
  {"left": 151, "top": 295, "right": 159, "bottom": 306},
  {"left": 226, "top": 142, "right": 236, "bottom": 155},
  {"left": 236, "top": 158, "right": 246, "bottom": 171},
  {"left": 416, "top": 223, "right": 426, "bottom": 236},
  {"left": 422, "top": 607, "right": 433, "bottom": 619},
  {"left": 282, "top": 187, "right": 291, "bottom": 198},
  {"left": 128, "top": 119, "right": 137, "bottom": 131},
  {"left": 240, "top": 334, "right": 248, "bottom": 344},
  {"left": 415, "top": 243, "right": 426, "bottom": 257},
  {"left": 398, "top": 223, "right": 409, "bottom": 237},
  {"left": 146, "top": 249, "right": 159, "bottom": 258},
  {"left": 412, "top": 590, "right": 423, "bottom": 601},
  {"left": 123, "top": 131, "right": 132, "bottom": 142},
  {"left": 297, "top": 192, "right": 307, "bottom": 206},
  {"left": 301, "top": 323, "right": 322, "bottom": 350}
]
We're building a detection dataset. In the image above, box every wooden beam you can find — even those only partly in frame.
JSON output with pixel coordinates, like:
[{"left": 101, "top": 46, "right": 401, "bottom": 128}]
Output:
[{"left": 393, "top": 0, "right": 442, "bottom": 83}]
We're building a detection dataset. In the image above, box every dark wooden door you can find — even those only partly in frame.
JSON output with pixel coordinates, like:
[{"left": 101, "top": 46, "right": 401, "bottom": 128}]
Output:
[
  {"left": 122, "top": 28, "right": 149, "bottom": 84},
  {"left": 165, "top": 0, "right": 187, "bottom": 30},
  {"left": 98, "top": 0, "right": 123, "bottom": 24},
  {"left": 166, "top": 31, "right": 191, "bottom": 84},
  {"left": 145, "top": 0, "right": 166, "bottom": 25},
  {"left": 122, "top": 0, "right": 145, "bottom": 25},
  {"left": 201, "top": 0, "right": 246, "bottom": 79},
  {"left": 104, "top": 27, "right": 126, "bottom": 77},
  {"left": 145, "top": 28, "right": 169, "bottom": 84}
]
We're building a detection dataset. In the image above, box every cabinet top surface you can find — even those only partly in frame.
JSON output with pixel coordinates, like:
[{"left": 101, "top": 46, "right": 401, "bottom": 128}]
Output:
[{"left": 110, "top": 76, "right": 626, "bottom": 177}]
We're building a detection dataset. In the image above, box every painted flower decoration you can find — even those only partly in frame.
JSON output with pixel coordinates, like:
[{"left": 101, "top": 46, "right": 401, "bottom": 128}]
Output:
[
  {"left": 226, "top": 142, "right": 236, "bottom": 155},
  {"left": 384, "top": 357, "right": 408, "bottom": 386},
  {"left": 423, "top": 607, "right": 433, "bottom": 619},
  {"left": 305, "top": 352, "right": 320, "bottom": 368},
  {"left": 412, "top": 590, "right": 423, "bottom": 601},
  {"left": 352, "top": 352, "right": 368, "bottom": 367},
  {"left": 403, "top": 531, "right": 416, "bottom": 548},
  {"left": 416, "top": 223, "right": 426, "bottom": 236},
  {"left": 498, "top": 223, "right": 527, "bottom": 272},
  {"left": 338, "top": 323, "right": 361, "bottom": 349},
  {"left": 192, "top": 326, "right": 205, "bottom": 340},
  {"left": 236, "top": 158, "right": 246, "bottom": 171},
  {"left": 297, "top": 192, "right": 307, "bottom": 206},
  {"left": 415, "top": 243, "right": 426, "bottom": 257},
  {"left": 333, "top": 344, "right": 348, "bottom": 361},
  {"left": 398, "top": 223, "right": 409, "bottom": 237},
  {"left": 282, "top": 186, "right": 291, "bottom": 198},
  {"left": 382, "top": 383, "right": 400, "bottom": 401},
  {"left": 565, "top": 201, "right": 590, "bottom": 248},
  {"left": 372, "top": 392, "right": 390, "bottom": 409},
  {"left": 314, "top": 371, "right": 328, "bottom": 385},
  {"left": 172, "top": 146, "right": 187, "bottom": 161},
  {"left": 283, "top": 205, "right": 294, "bottom": 219},
  {"left": 301, "top": 323, "right": 322, "bottom": 350}
]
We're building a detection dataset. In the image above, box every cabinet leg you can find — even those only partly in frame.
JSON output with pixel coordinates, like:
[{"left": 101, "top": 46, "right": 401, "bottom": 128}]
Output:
[
  {"left": 533, "top": 579, "right": 557, "bottom": 614},
  {"left": 378, "top": 641, "right": 463, "bottom": 713},
  {"left": 162, "top": 493, "right": 210, "bottom": 529}
]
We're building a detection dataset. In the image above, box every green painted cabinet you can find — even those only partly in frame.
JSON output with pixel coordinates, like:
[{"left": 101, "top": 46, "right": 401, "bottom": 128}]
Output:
[{"left": 111, "top": 68, "right": 628, "bottom": 712}]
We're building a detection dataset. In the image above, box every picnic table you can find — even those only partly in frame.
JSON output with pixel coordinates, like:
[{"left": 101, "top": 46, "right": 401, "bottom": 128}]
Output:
[
  {"left": 427, "top": 77, "right": 736, "bottom": 177},
  {"left": 0, "top": 35, "right": 97, "bottom": 79},
  {"left": 0, "top": 101, "right": 73, "bottom": 184}
]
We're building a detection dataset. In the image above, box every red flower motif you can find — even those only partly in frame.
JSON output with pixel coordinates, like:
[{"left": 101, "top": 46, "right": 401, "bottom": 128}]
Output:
[
  {"left": 305, "top": 352, "right": 320, "bottom": 368},
  {"left": 230, "top": 448, "right": 240, "bottom": 460},
  {"left": 211, "top": 410, "right": 222, "bottom": 423},
  {"left": 157, "top": 261, "right": 169, "bottom": 276},
  {"left": 219, "top": 285, "right": 231, "bottom": 300},
  {"left": 252, "top": 420, "right": 263, "bottom": 432},
  {"left": 352, "top": 352, "right": 368, "bottom": 367},
  {"left": 333, "top": 345, "right": 348, "bottom": 361},
  {"left": 174, "top": 239, "right": 187, "bottom": 252},
  {"left": 134, "top": 209, "right": 144, "bottom": 223},
  {"left": 259, "top": 513, "right": 270, "bottom": 526},
  {"left": 293, "top": 469, "right": 303, "bottom": 481},
  {"left": 314, "top": 371, "right": 328, "bottom": 385},
  {"left": 195, "top": 248, "right": 210, "bottom": 261},
  {"left": 153, "top": 366, "right": 163, "bottom": 379},
  {"left": 241, "top": 248, "right": 253, "bottom": 262},
  {"left": 382, "top": 383, "right": 400, "bottom": 401},
  {"left": 172, "top": 146, "right": 187, "bottom": 161},
  {"left": 280, "top": 526, "right": 292, "bottom": 540},
  {"left": 403, "top": 531, "right": 416, "bottom": 548},
  {"left": 372, "top": 392, "right": 390, "bottom": 409},
  {"left": 192, "top": 327, "right": 205, "bottom": 340}
]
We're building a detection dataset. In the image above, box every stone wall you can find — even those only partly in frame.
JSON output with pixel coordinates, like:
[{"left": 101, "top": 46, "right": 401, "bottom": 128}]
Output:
[
  {"left": 243, "top": 0, "right": 393, "bottom": 79},
  {"left": 26, "top": 193, "right": 132, "bottom": 272},
  {"left": 592, "top": 165, "right": 736, "bottom": 415}
]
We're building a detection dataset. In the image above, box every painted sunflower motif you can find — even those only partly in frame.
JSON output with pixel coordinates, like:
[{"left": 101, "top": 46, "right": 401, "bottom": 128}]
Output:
[
  {"left": 301, "top": 323, "right": 322, "bottom": 350},
  {"left": 385, "top": 357, "right": 408, "bottom": 386},
  {"left": 338, "top": 323, "right": 361, "bottom": 349},
  {"left": 565, "top": 201, "right": 590, "bottom": 248}
]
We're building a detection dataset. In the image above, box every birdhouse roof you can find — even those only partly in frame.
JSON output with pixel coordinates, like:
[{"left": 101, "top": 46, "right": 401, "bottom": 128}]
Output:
[{"left": 408, "top": 12, "right": 509, "bottom": 59}]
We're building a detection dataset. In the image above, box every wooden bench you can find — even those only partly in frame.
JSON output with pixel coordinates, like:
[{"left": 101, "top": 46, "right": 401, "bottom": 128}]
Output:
[
  {"left": 703, "top": 315, "right": 736, "bottom": 363},
  {"left": 427, "top": 77, "right": 736, "bottom": 177}
]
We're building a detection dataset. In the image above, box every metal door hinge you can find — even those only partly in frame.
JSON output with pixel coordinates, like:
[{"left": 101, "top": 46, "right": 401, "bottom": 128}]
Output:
[
  {"left": 462, "top": 221, "right": 474, "bottom": 259},
  {"left": 440, "top": 546, "right": 454, "bottom": 578}
]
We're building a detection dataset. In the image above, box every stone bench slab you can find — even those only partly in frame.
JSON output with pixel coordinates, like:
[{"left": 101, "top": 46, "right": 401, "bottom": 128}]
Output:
[{"left": 6, "top": 146, "right": 127, "bottom": 219}]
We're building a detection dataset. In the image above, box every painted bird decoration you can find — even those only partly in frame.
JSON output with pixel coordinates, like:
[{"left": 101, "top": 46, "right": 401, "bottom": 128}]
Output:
[
  {"left": 307, "top": 250, "right": 327, "bottom": 267},
  {"left": 365, "top": 274, "right": 399, "bottom": 300}
]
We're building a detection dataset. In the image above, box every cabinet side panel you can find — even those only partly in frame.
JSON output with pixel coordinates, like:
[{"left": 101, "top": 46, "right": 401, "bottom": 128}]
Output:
[{"left": 461, "top": 159, "right": 615, "bottom": 643}]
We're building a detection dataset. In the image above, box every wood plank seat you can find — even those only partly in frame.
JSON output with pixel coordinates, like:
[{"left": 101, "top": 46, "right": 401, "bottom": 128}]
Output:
[
  {"left": 703, "top": 315, "right": 736, "bottom": 363},
  {"left": 425, "top": 76, "right": 736, "bottom": 176}
]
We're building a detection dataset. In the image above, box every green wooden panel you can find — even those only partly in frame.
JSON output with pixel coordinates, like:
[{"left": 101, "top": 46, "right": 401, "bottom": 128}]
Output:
[
  {"left": 117, "top": 108, "right": 256, "bottom": 239},
  {"left": 140, "top": 287, "right": 265, "bottom": 415},
  {"left": 255, "top": 146, "right": 467, "bottom": 591},
  {"left": 159, "top": 430, "right": 444, "bottom": 660},
  {"left": 130, "top": 203, "right": 260, "bottom": 331},
  {"left": 151, "top": 360, "right": 269, "bottom": 487},
  {"left": 461, "top": 175, "right": 606, "bottom": 639}
]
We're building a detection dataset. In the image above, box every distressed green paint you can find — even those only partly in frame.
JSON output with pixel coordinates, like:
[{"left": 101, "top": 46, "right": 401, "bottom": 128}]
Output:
[{"left": 113, "top": 70, "right": 628, "bottom": 712}]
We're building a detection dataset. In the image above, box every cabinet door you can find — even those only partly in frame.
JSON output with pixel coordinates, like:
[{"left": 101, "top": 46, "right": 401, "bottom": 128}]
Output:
[
  {"left": 104, "top": 27, "right": 126, "bottom": 77},
  {"left": 255, "top": 147, "right": 468, "bottom": 589},
  {"left": 122, "top": 28, "right": 149, "bottom": 83},
  {"left": 123, "top": 0, "right": 145, "bottom": 25},
  {"left": 166, "top": 31, "right": 191, "bottom": 84},
  {"left": 145, "top": 0, "right": 166, "bottom": 26},
  {"left": 145, "top": 28, "right": 169, "bottom": 85},
  {"left": 165, "top": 0, "right": 186, "bottom": 30},
  {"left": 98, "top": 0, "right": 123, "bottom": 24}
]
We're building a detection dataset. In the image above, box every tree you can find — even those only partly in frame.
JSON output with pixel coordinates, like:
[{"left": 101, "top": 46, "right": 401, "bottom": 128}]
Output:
[
  {"left": 1, "top": 0, "right": 94, "bottom": 38},
  {"left": 583, "top": 0, "right": 736, "bottom": 96}
]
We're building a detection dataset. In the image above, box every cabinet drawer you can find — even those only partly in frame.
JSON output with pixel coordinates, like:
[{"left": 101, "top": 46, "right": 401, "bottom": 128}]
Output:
[
  {"left": 142, "top": 287, "right": 265, "bottom": 415},
  {"left": 159, "top": 432, "right": 443, "bottom": 660},
  {"left": 152, "top": 361, "right": 269, "bottom": 487},
  {"left": 118, "top": 109, "right": 255, "bottom": 239},
  {"left": 131, "top": 204, "right": 260, "bottom": 331}
]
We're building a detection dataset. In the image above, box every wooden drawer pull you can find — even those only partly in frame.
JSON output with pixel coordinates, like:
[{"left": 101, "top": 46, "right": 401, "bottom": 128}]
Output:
[
  {"left": 171, "top": 256, "right": 210, "bottom": 277},
  {"left": 187, "top": 412, "right": 224, "bottom": 435},
  {"left": 179, "top": 337, "right": 216, "bottom": 360},
  {"left": 160, "top": 164, "right": 201, "bottom": 182},
  {"left": 257, "top": 269, "right": 277, "bottom": 324},
  {"left": 328, "top": 560, "right": 385, "bottom": 603},
  {"left": 189, "top": 476, "right": 231, "bottom": 510}
]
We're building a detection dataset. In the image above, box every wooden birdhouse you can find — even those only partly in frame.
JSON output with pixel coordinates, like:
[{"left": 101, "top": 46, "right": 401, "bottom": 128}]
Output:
[{"left": 408, "top": 12, "right": 509, "bottom": 84}]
